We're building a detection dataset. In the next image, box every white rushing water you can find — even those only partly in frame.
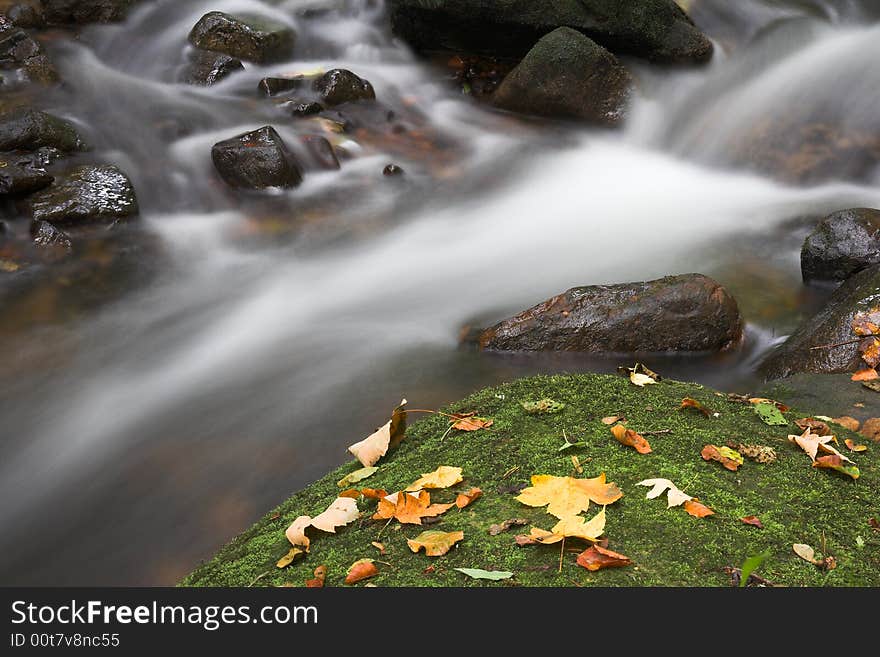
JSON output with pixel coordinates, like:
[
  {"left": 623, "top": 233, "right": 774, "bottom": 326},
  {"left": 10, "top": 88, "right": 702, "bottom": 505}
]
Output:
[{"left": 2, "top": 0, "right": 880, "bottom": 584}]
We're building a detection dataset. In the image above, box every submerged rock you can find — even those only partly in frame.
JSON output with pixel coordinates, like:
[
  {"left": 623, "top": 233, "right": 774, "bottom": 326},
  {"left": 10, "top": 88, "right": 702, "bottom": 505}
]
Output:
[
  {"left": 0, "top": 109, "right": 85, "bottom": 152},
  {"left": 0, "top": 19, "right": 58, "bottom": 85},
  {"left": 492, "top": 27, "right": 632, "bottom": 126},
  {"left": 42, "top": 0, "right": 135, "bottom": 24},
  {"left": 29, "top": 164, "right": 139, "bottom": 225},
  {"left": 0, "top": 154, "right": 52, "bottom": 194},
  {"left": 801, "top": 208, "right": 880, "bottom": 285},
  {"left": 312, "top": 69, "right": 375, "bottom": 106},
  {"left": 297, "top": 134, "right": 339, "bottom": 171},
  {"left": 211, "top": 126, "right": 303, "bottom": 190},
  {"left": 31, "top": 218, "right": 71, "bottom": 250},
  {"left": 282, "top": 100, "right": 323, "bottom": 118},
  {"left": 180, "top": 49, "right": 244, "bottom": 86},
  {"left": 188, "top": 12, "right": 295, "bottom": 64},
  {"left": 388, "top": 0, "right": 713, "bottom": 64},
  {"left": 760, "top": 265, "right": 880, "bottom": 380},
  {"left": 258, "top": 76, "right": 308, "bottom": 97},
  {"left": 470, "top": 274, "right": 743, "bottom": 353}
]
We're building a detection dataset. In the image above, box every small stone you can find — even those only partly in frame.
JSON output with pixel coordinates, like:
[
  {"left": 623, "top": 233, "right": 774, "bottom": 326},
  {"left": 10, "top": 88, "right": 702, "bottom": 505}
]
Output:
[
  {"left": 31, "top": 218, "right": 71, "bottom": 250},
  {"left": 383, "top": 164, "right": 404, "bottom": 176},
  {"left": 180, "top": 49, "right": 244, "bottom": 86},
  {"left": 282, "top": 100, "right": 323, "bottom": 118},
  {"left": 211, "top": 126, "right": 303, "bottom": 190},
  {"left": 29, "top": 164, "right": 138, "bottom": 225},
  {"left": 312, "top": 69, "right": 375, "bottom": 106},
  {"left": 188, "top": 11, "right": 295, "bottom": 64}
]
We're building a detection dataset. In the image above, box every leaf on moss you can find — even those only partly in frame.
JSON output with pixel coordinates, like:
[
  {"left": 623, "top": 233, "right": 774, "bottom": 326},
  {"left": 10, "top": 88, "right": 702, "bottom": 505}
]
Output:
[
  {"left": 345, "top": 559, "right": 378, "bottom": 584},
  {"left": 337, "top": 466, "right": 378, "bottom": 488},
  {"left": 576, "top": 545, "right": 632, "bottom": 571},
  {"left": 844, "top": 438, "right": 867, "bottom": 452},
  {"left": 452, "top": 415, "right": 493, "bottom": 431},
  {"left": 454, "top": 568, "right": 514, "bottom": 581},
  {"left": 360, "top": 488, "right": 388, "bottom": 500},
  {"left": 680, "top": 397, "right": 716, "bottom": 417},
  {"left": 455, "top": 487, "right": 482, "bottom": 509},
  {"left": 516, "top": 473, "right": 622, "bottom": 519},
  {"left": 618, "top": 363, "right": 662, "bottom": 385},
  {"left": 859, "top": 337, "right": 880, "bottom": 368},
  {"left": 305, "top": 565, "right": 327, "bottom": 588},
  {"left": 372, "top": 490, "right": 453, "bottom": 525},
  {"left": 812, "top": 454, "right": 860, "bottom": 479},
  {"left": 734, "top": 443, "right": 777, "bottom": 464},
  {"left": 683, "top": 499, "right": 714, "bottom": 518},
  {"left": 521, "top": 398, "right": 566, "bottom": 414},
  {"left": 405, "top": 465, "right": 463, "bottom": 491},
  {"left": 276, "top": 547, "right": 306, "bottom": 569},
  {"left": 347, "top": 398, "right": 407, "bottom": 467},
  {"left": 740, "top": 515, "right": 764, "bottom": 529},
  {"left": 601, "top": 415, "right": 624, "bottom": 425},
  {"left": 488, "top": 518, "right": 529, "bottom": 535},
  {"left": 794, "top": 418, "right": 831, "bottom": 436},
  {"left": 701, "top": 444, "right": 743, "bottom": 471},
  {"left": 755, "top": 402, "right": 788, "bottom": 426},
  {"left": 610, "top": 424, "right": 652, "bottom": 454},
  {"left": 636, "top": 478, "right": 693, "bottom": 508},
  {"left": 407, "top": 530, "right": 464, "bottom": 556},
  {"left": 310, "top": 497, "right": 360, "bottom": 533}
]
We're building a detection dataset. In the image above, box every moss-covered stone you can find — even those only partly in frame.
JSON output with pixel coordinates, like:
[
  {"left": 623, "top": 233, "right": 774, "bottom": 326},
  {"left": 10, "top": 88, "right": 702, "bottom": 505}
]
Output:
[{"left": 182, "top": 373, "right": 880, "bottom": 587}]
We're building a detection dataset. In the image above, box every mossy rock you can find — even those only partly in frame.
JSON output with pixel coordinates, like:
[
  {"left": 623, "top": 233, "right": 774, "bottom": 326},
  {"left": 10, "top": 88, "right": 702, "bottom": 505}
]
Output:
[{"left": 182, "top": 373, "right": 880, "bottom": 587}]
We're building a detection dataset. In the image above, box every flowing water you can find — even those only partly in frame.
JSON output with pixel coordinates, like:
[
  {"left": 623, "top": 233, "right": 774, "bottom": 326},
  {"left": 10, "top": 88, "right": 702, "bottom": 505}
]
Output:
[{"left": 2, "top": 0, "right": 880, "bottom": 584}]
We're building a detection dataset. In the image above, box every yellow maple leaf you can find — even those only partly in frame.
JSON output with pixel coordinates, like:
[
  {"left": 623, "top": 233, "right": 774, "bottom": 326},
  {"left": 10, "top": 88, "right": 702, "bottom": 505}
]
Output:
[
  {"left": 522, "top": 507, "right": 607, "bottom": 544},
  {"left": 347, "top": 399, "right": 407, "bottom": 467},
  {"left": 405, "top": 465, "right": 463, "bottom": 491},
  {"left": 372, "top": 490, "right": 453, "bottom": 525},
  {"left": 515, "top": 473, "right": 622, "bottom": 519},
  {"left": 407, "top": 530, "right": 465, "bottom": 556}
]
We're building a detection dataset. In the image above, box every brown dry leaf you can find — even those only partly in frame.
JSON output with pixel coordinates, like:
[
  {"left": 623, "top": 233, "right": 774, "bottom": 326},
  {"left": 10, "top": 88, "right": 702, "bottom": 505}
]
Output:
[
  {"left": 610, "top": 424, "right": 652, "bottom": 454},
  {"left": 683, "top": 499, "right": 714, "bottom": 518},
  {"left": 852, "top": 368, "right": 879, "bottom": 381},
  {"left": 832, "top": 416, "right": 860, "bottom": 432},
  {"left": 852, "top": 308, "right": 880, "bottom": 336},
  {"left": 748, "top": 397, "right": 790, "bottom": 412},
  {"left": 795, "top": 417, "right": 832, "bottom": 436},
  {"left": 812, "top": 454, "right": 860, "bottom": 479},
  {"left": 576, "top": 545, "right": 632, "bottom": 571},
  {"left": 338, "top": 489, "right": 361, "bottom": 499},
  {"left": 488, "top": 518, "right": 529, "bottom": 535},
  {"left": 371, "top": 541, "right": 386, "bottom": 555},
  {"left": 680, "top": 397, "right": 715, "bottom": 417},
  {"left": 845, "top": 438, "right": 868, "bottom": 452},
  {"left": 347, "top": 399, "right": 407, "bottom": 467},
  {"left": 860, "top": 337, "right": 880, "bottom": 368},
  {"left": 734, "top": 443, "right": 777, "bottom": 464},
  {"left": 740, "top": 515, "right": 764, "bottom": 528},
  {"left": 305, "top": 565, "right": 327, "bottom": 588},
  {"left": 407, "top": 530, "right": 465, "bottom": 556},
  {"left": 360, "top": 488, "right": 388, "bottom": 500},
  {"left": 372, "top": 490, "right": 454, "bottom": 525},
  {"left": 701, "top": 444, "right": 744, "bottom": 471},
  {"left": 345, "top": 559, "right": 378, "bottom": 585},
  {"left": 405, "top": 465, "right": 463, "bottom": 491},
  {"left": 860, "top": 417, "right": 880, "bottom": 440},
  {"left": 869, "top": 518, "right": 880, "bottom": 531},
  {"left": 515, "top": 473, "right": 623, "bottom": 519},
  {"left": 452, "top": 415, "right": 493, "bottom": 431},
  {"left": 601, "top": 415, "right": 624, "bottom": 425},
  {"left": 455, "top": 487, "right": 482, "bottom": 509}
]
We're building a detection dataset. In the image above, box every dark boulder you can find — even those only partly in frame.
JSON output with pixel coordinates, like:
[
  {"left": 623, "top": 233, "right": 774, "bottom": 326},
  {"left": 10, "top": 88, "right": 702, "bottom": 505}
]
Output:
[
  {"left": 470, "top": 273, "right": 743, "bottom": 353},
  {"left": 0, "top": 109, "right": 85, "bottom": 152},
  {"left": 29, "top": 164, "right": 138, "bottom": 225},
  {"left": 180, "top": 49, "right": 243, "bottom": 86},
  {"left": 492, "top": 27, "right": 632, "bottom": 126},
  {"left": 383, "top": 164, "right": 404, "bottom": 176},
  {"left": 297, "top": 135, "right": 339, "bottom": 171},
  {"left": 211, "top": 126, "right": 303, "bottom": 190},
  {"left": 282, "top": 100, "right": 323, "bottom": 118},
  {"left": 388, "top": 0, "right": 713, "bottom": 64},
  {"left": 801, "top": 208, "right": 880, "bottom": 285},
  {"left": 188, "top": 12, "right": 295, "bottom": 64},
  {"left": 31, "top": 219, "right": 71, "bottom": 250},
  {"left": 312, "top": 69, "right": 375, "bottom": 106},
  {"left": 0, "top": 154, "right": 52, "bottom": 194},
  {"left": 0, "top": 2, "right": 45, "bottom": 28},
  {"left": 0, "top": 19, "right": 58, "bottom": 85},
  {"left": 759, "top": 265, "right": 880, "bottom": 380},
  {"left": 42, "top": 0, "right": 134, "bottom": 24}
]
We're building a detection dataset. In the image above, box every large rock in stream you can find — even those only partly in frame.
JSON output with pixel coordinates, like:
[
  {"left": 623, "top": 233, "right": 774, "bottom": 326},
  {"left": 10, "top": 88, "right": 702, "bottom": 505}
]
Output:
[
  {"left": 0, "top": 108, "right": 85, "bottom": 152},
  {"left": 0, "top": 152, "right": 52, "bottom": 194},
  {"left": 801, "top": 208, "right": 880, "bottom": 285},
  {"left": 42, "top": 0, "right": 135, "bottom": 24},
  {"left": 211, "top": 126, "right": 303, "bottom": 190},
  {"left": 469, "top": 274, "right": 743, "bottom": 353},
  {"left": 0, "top": 17, "right": 57, "bottom": 84},
  {"left": 492, "top": 27, "right": 632, "bottom": 125},
  {"left": 29, "top": 164, "right": 138, "bottom": 225},
  {"left": 188, "top": 12, "right": 295, "bottom": 64},
  {"left": 760, "top": 264, "right": 880, "bottom": 380},
  {"left": 388, "top": 0, "right": 713, "bottom": 64}
]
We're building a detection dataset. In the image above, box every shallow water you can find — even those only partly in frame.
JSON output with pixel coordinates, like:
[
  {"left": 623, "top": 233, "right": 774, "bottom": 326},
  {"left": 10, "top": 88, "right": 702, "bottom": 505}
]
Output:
[{"left": 1, "top": 0, "right": 879, "bottom": 584}]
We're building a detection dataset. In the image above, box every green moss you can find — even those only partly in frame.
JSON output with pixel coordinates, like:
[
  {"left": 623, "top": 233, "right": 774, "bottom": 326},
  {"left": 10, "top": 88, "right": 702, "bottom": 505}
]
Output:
[{"left": 181, "top": 373, "right": 880, "bottom": 588}]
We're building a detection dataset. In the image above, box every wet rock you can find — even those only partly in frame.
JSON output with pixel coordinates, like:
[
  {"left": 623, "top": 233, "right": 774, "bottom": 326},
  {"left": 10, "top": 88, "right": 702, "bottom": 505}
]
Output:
[
  {"left": 258, "top": 76, "right": 307, "bottom": 97},
  {"left": 388, "top": 0, "right": 713, "bottom": 65},
  {"left": 282, "top": 100, "right": 323, "bottom": 118},
  {"left": 180, "top": 49, "right": 243, "bottom": 87},
  {"left": 42, "top": 0, "right": 135, "bottom": 24},
  {"left": 383, "top": 164, "right": 404, "bottom": 176},
  {"left": 211, "top": 126, "right": 303, "bottom": 190},
  {"left": 298, "top": 135, "right": 339, "bottom": 171},
  {"left": 0, "top": 109, "right": 85, "bottom": 152},
  {"left": 0, "top": 154, "right": 52, "bottom": 194},
  {"left": 312, "top": 69, "right": 375, "bottom": 106},
  {"left": 31, "top": 219, "right": 71, "bottom": 250},
  {"left": 1, "top": 2, "right": 44, "bottom": 28},
  {"left": 801, "top": 208, "right": 880, "bottom": 285},
  {"left": 188, "top": 12, "right": 295, "bottom": 64},
  {"left": 760, "top": 373, "right": 880, "bottom": 426},
  {"left": 0, "top": 19, "right": 58, "bottom": 85},
  {"left": 29, "top": 164, "right": 139, "bottom": 226},
  {"left": 492, "top": 27, "right": 632, "bottom": 126},
  {"left": 759, "top": 265, "right": 880, "bottom": 380},
  {"left": 470, "top": 273, "right": 743, "bottom": 353}
]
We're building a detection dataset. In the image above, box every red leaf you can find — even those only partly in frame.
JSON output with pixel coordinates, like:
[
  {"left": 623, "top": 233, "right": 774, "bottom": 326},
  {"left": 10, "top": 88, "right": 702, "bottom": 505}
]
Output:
[
  {"left": 576, "top": 545, "right": 632, "bottom": 571},
  {"left": 740, "top": 515, "right": 764, "bottom": 529}
]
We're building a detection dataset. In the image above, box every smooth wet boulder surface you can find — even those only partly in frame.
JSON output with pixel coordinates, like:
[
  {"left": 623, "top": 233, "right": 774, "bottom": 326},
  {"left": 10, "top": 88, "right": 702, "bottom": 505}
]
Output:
[
  {"left": 760, "top": 265, "right": 880, "bottom": 380},
  {"left": 471, "top": 274, "right": 743, "bottom": 353},
  {"left": 492, "top": 27, "right": 632, "bottom": 126},
  {"left": 29, "top": 164, "right": 138, "bottom": 225},
  {"left": 180, "top": 49, "right": 243, "bottom": 86},
  {"left": 0, "top": 109, "right": 85, "bottom": 152},
  {"left": 801, "top": 208, "right": 880, "bottom": 285},
  {"left": 0, "top": 153, "right": 52, "bottom": 194},
  {"left": 188, "top": 12, "right": 295, "bottom": 64},
  {"left": 312, "top": 69, "right": 375, "bottom": 106},
  {"left": 389, "top": 0, "right": 713, "bottom": 64},
  {"left": 211, "top": 126, "right": 303, "bottom": 190},
  {"left": 42, "top": 0, "right": 134, "bottom": 24}
]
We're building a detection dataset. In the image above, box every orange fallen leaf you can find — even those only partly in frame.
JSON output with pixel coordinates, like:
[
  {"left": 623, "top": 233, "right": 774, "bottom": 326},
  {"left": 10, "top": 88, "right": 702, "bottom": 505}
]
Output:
[
  {"left": 700, "top": 444, "right": 743, "bottom": 471},
  {"left": 372, "top": 490, "right": 454, "bottom": 525},
  {"left": 360, "top": 488, "right": 388, "bottom": 500},
  {"left": 338, "top": 489, "right": 361, "bottom": 499},
  {"left": 407, "top": 530, "right": 464, "bottom": 556},
  {"left": 455, "top": 487, "right": 482, "bottom": 509},
  {"left": 683, "top": 499, "right": 714, "bottom": 518},
  {"left": 860, "top": 337, "right": 880, "bottom": 368},
  {"left": 852, "top": 309, "right": 880, "bottom": 336},
  {"left": 345, "top": 559, "right": 378, "bottom": 584},
  {"left": 347, "top": 399, "right": 407, "bottom": 467},
  {"left": 452, "top": 415, "right": 493, "bottom": 431},
  {"left": 305, "top": 565, "right": 327, "bottom": 588},
  {"left": 845, "top": 438, "right": 867, "bottom": 452},
  {"left": 748, "top": 397, "right": 790, "bottom": 412},
  {"left": 371, "top": 541, "right": 386, "bottom": 555},
  {"left": 740, "top": 515, "right": 764, "bottom": 529},
  {"left": 610, "top": 424, "right": 652, "bottom": 454},
  {"left": 852, "top": 368, "right": 879, "bottom": 381},
  {"left": 516, "top": 473, "right": 623, "bottom": 519},
  {"left": 812, "top": 454, "right": 860, "bottom": 479},
  {"left": 576, "top": 545, "right": 632, "bottom": 571},
  {"left": 680, "top": 397, "right": 714, "bottom": 417}
]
